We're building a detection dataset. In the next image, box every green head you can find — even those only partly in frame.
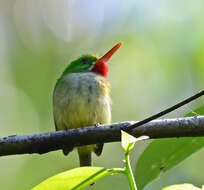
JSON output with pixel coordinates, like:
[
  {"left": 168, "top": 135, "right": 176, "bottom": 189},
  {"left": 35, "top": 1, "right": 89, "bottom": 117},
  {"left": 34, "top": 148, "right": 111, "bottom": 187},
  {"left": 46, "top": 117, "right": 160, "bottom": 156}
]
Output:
[{"left": 62, "top": 54, "right": 99, "bottom": 76}]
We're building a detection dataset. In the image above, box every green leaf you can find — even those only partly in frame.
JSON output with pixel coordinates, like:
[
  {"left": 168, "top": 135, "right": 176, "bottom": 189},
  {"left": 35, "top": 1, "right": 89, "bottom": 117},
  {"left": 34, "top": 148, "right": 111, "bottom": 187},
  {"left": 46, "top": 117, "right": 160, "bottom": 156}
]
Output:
[
  {"left": 135, "top": 106, "right": 204, "bottom": 190},
  {"left": 162, "top": 184, "right": 201, "bottom": 190},
  {"left": 121, "top": 130, "right": 137, "bottom": 152},
  {"left": 121, "top": 130, "right": 149, "bottom": 153},
  {"left": 185, "top": 106, "right": 204, "bottom": 117},
  {"left": 135, "top": 138, "right": 204, "bottom": 190},
  {"left": 32, "top": 167, "right": 111, "bottom": 190}
]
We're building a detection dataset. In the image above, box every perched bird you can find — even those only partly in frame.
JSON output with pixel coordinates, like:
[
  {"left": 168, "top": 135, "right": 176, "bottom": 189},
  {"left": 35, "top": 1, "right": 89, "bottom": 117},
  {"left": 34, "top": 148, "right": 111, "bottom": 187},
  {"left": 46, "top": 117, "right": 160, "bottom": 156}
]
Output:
[{"left": 53, "top": 42, "right": 122, "bottom": 167}]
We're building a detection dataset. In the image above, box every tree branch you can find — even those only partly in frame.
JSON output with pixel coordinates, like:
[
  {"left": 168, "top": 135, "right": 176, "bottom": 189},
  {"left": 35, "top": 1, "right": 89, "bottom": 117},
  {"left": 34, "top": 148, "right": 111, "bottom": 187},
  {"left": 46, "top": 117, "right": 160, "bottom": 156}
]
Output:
[{"left": 0, "top": 116, "right": 204, "bottom": 156}]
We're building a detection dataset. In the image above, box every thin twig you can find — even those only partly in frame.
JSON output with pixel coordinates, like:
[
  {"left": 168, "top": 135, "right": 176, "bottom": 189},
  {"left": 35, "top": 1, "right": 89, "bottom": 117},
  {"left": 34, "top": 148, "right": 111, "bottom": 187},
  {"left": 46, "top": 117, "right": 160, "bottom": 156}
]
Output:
[{"left": 126, "top": 90, "right": 204, "bottom": 131}]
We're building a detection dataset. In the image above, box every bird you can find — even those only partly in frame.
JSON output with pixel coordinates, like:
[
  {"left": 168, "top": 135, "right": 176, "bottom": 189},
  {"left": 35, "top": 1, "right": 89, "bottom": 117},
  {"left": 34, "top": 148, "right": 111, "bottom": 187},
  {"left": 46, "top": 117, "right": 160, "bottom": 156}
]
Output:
[{"left": 53, "top": 42, "right": 122, "bottom": 167}]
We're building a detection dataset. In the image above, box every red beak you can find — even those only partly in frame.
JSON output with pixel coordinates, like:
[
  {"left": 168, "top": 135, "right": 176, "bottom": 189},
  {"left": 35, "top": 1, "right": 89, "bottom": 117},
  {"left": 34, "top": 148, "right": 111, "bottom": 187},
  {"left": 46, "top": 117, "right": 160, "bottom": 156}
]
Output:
[{"left": 96, "top": 42, "right": 122, "bottom": 64}]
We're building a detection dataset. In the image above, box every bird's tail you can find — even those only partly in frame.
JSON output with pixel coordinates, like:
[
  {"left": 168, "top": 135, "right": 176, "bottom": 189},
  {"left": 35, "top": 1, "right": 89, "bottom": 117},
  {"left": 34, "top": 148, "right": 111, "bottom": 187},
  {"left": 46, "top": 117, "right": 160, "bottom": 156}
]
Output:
[
  {"left": 77, "top": 146, "right": 92, "bottom": 167},
  {"left": 79, "top": 153, "right": 92, "bottom": 167}
]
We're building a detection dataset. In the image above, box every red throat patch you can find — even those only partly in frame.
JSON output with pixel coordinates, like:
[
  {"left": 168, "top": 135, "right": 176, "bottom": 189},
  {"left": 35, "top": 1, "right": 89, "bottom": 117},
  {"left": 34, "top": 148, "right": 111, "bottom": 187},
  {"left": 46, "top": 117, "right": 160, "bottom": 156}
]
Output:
[{"left": 91, "top": 61, "right": 108, "bottom": 78}]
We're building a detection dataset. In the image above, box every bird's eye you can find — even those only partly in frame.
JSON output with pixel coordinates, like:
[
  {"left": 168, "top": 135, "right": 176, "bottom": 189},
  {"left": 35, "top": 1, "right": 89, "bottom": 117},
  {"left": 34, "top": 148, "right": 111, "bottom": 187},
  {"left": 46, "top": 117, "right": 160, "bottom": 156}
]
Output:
[{"left": 81, "top": 59, "right": 88, "bottom": 64}]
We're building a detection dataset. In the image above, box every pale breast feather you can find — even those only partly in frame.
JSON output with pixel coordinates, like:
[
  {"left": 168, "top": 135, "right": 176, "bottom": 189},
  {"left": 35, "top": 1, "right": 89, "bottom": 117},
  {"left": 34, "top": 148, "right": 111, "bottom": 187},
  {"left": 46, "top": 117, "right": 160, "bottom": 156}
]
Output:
[{"left": 53, "top": 72, "right": 111, "bottom": 130}]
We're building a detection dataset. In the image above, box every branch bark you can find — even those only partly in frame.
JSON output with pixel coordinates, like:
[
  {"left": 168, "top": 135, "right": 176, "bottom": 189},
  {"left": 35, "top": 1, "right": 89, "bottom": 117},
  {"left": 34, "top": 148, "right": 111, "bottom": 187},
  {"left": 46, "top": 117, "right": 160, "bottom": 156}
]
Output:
[{"left": 0, "top": 116, "right": 204, "bottom": 156}]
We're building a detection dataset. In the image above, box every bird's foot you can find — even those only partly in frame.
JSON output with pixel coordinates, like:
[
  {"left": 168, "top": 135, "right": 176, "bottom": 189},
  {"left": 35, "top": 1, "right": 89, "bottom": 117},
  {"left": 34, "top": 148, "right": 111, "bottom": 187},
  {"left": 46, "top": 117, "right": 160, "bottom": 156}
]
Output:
[{"left": 94, "top": 123, "right": 101, "bottom": 127}]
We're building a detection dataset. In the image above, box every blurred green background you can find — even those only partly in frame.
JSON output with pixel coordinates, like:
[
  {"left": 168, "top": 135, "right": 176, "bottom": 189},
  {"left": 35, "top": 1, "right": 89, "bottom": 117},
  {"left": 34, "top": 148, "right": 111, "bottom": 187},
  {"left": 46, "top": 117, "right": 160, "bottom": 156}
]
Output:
[{"left": 0, "top": 0, "right": 204, "bottom": 189}]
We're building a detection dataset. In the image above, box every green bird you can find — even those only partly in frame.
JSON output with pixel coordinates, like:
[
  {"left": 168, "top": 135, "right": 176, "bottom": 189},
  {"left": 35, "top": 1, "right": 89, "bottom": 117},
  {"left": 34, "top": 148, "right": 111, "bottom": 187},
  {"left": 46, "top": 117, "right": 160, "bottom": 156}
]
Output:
[{"left": 53, "top": 42, "right": 122, "bottom": 167}]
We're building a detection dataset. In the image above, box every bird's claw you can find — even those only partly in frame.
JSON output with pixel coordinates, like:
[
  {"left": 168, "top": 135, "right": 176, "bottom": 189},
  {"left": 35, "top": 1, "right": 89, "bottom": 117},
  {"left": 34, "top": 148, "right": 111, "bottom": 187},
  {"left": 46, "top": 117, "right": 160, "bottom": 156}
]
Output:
[{"left": 94, "top": 123, "right": 101, "bottom": 127}]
